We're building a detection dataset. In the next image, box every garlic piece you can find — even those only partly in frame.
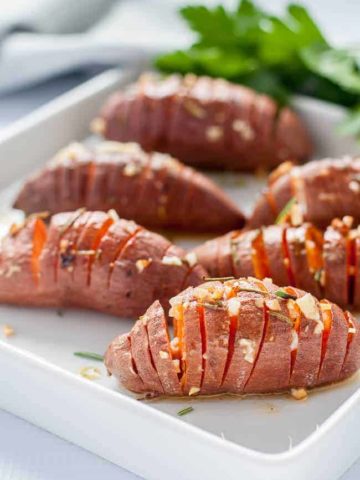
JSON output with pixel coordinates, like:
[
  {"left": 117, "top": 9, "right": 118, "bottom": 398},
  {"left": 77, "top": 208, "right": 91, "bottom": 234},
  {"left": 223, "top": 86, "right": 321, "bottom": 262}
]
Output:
[
  {"left": 295, "top": 293, "right": 320, "bottom": 321},
  {"left": 161, "top": 256, "right": 183, "bottom": 266},
  {"left": 227, "top": 297, "right": 241, "bottom": 317},
  {"left": 290, "top": 330, "right": 298, "bottom": 351},
  {"left": 189, "top": 386, "right": 200, "bottom": 396},
  {"left": 291, "top": 388, "right": 308, "bottom": 401},
  {"left": 239, "top": 338, "right": 256, "bottom": 364},
  {"left": 3, "top": 324, "right": 15, "bottom": 337},
  {"left": 184, "top": 252, "right": 198, "bottom": 268}
]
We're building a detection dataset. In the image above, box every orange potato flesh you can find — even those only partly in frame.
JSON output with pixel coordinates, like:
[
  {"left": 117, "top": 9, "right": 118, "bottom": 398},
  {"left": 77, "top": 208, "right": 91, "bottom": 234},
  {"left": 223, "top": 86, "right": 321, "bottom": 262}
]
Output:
[
  {"left": 31, "top": 219, "right": 48, "bottom": 284},
  {"left": 251, "top": 230, "right": 270, "bottom": 279},
  {"left": 282, "top": 228, "right": 296, "bottom": 286},
  {"left": 320, "top": 300, "right": 333, "bottom": 367},
  {"left": 266, "top": 191, "right": 279, "bottom": 217},
  {"left": 305, "top": 226, "right": 324, "bottom": 274},
  {"left": 107, "top": 227, "right": 143, "bottom": 286},
  {"left": 87, "top": 217, "right": 113, "bottom": 285},
  {"left": 347, "top": 235, "right": 356, "bottom": 305}
]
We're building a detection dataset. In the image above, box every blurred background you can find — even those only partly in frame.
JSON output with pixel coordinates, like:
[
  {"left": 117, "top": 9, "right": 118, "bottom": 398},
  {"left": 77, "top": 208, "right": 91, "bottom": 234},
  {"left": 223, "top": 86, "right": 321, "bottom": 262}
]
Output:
[
  {"left": 1, "top": 0, "right": 360, "bottom": 128},
  {"left": 1, "top": 0, "right": 360, "bottom": 479}
]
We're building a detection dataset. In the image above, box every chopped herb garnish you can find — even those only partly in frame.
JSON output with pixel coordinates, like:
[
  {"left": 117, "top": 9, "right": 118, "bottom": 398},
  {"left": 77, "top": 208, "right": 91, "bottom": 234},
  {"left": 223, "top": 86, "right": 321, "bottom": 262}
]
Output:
[
  {"left": 275, "top": 197, "right": 297, "bottom": 225},
  {"left": 203, "top": 276, "right": 235, "bottom": 282},
  {"left": 275, "top": 289, "right": 297, "bottom": 300},
  {"left": 74, "top": 352, "right": 104, "bottom": 362},
  {"left": 238, "top": 286, "right": 268, "bottom": 295},
  {"left": 268, "top": 311, "right": 292, "bottom": 325},
  {"left": 314, "top": 268, "right": 324, "bottom": 283},
  {"left": 177, "top": 406, "right": 194, "bottom": 416}
]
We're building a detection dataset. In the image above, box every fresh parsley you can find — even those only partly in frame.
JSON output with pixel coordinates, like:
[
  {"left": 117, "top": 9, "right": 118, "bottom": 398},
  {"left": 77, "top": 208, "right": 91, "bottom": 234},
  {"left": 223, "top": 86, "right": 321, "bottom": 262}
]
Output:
[{"left": 155, "top": 1, "right": 360, "bottom": 135}]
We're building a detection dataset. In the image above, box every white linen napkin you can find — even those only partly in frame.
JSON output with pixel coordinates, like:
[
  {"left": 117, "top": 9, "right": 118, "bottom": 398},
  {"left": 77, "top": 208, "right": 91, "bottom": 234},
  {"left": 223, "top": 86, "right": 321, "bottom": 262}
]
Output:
[{"left": 0, "top": 0, "right": 192, "bottom": 93}]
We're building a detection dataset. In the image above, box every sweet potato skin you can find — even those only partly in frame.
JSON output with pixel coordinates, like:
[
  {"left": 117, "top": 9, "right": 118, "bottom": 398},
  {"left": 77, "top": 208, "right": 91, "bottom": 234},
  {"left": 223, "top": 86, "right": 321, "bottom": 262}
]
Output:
[
  {"left": 0, "top": 211, "right": 207, "bottom": 318},
  {"left": 105, "top": 278, "right": 358, "bottom": 396},
  {"left": 14, "top": 142, "right": 244, "bottom": 233},
  {"left": 250, "top": 157, "right": 360, "bottom": 229},
  {"left": 95, "top": 73, "right": 312, "bottom": 171}
]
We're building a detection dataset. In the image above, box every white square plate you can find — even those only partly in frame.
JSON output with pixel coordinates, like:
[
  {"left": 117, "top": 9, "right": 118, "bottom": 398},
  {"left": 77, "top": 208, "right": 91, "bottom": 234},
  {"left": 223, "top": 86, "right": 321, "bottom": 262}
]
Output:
[{"left": 0, "top": 69, "right": 359, "bottom": 480}]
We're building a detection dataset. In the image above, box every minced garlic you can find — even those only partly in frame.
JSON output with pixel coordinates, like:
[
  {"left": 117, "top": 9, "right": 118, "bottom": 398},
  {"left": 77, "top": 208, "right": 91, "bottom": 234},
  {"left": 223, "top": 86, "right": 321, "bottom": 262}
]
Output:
[
  {"left": 161, "top": 255, "right": 182, "bottom": 266},
  {"left": 189, "top": 386, "right": 200, "bottom": 396},
  {"left": 290, "top": 388, "right": 308, "bottom": 401},
  {"left": 79, "top": 366, "right": 101, "bottom": 380},
  {"left": 3, "top": 324, "right": 15, "bottom": 337},
  {"left": 135, "top": 258, "right": 152, "bottom": 273}
]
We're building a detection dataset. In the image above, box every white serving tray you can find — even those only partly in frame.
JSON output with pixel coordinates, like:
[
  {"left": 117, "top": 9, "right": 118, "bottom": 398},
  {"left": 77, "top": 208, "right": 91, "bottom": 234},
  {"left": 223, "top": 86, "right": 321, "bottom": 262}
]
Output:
[{"left": 0, "top": 68, "right": 360, "bottom": 480}]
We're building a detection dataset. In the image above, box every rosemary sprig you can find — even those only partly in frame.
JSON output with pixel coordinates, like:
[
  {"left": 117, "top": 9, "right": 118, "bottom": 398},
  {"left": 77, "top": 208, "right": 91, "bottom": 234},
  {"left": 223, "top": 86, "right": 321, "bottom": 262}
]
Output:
[
  {"left": 268, "top": 311, "right": 293, "bottom": 325},
  {"left": 314, "top": 268, "right": 324, "bottom": 283},
  {"left": 275, "top": 197, "right": 296, "bottom": 225},
  {"left": 275, "top": 289, "right": 297, "bottom": 300},
  {"left": 177, "top": 406, "right": 194, "bottom": 417},
  {"left": 203, "top": 276, "right": 235, "bottom": 282},
  {"left": 74, "top": 351, "right": 104, "bottom": 362}
]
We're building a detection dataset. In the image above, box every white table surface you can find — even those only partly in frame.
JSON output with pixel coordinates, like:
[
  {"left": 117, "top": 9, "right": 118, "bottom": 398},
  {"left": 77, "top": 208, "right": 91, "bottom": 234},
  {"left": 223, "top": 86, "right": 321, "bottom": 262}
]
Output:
[{"left": 1, "top": 0, "right": 360, "bottom": 471}]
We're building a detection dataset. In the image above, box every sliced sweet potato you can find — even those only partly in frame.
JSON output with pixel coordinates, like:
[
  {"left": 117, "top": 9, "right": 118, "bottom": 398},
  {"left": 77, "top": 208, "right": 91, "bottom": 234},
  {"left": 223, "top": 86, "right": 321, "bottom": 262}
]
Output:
[
  {"left": 95, "top": 73, "right": 312, "bottom": 171},
  {"left": 104, "top": 334, "right": 146, "bottom": 393},
  {"left": 0, "top": 210, "right": 207, "bottom": 318},
  {"left": 106, "top": 277, "right": 359, "bottom": 396},
  {"left": 146, "top": 301, "right": 182, "bottom": 395},
  {"left": 323, "top": 224, "right": 348, "bottom": 307},
  {"left": 250, "top": 157, "right": 360, "bottom": 229},
  {"left": 14, "top": 141, "right": 244, "bottom": 233},
  {"left": 317, "top": 302, "right": 348, "bottom": 384}
]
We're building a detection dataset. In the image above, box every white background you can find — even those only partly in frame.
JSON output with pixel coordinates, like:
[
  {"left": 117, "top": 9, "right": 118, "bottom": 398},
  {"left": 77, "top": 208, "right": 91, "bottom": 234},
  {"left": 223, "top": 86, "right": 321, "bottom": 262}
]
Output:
[{"left": 1, "top": 0, "right": 360, "bottom": 478}]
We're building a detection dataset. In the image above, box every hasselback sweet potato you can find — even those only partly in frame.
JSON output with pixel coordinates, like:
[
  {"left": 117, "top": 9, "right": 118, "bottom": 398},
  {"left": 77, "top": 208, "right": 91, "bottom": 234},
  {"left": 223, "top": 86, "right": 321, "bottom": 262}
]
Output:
[
  {"left": 193, "top": 217, "right": 360, "bottom": 309},
  {"left": 93, "top": 73, "right": 312, "bottom": 171},
  {"left": 250, "top": 157, "right": 360, "bottom": 228},
  {"left": 0, "top": 210, "right": 206, "bottom": 318},
  {"left": 105, "top": 277, "right": 360, "bottom": 396},
  {"left": 13, "top": 142, "right": 244, "bottom": 232}
]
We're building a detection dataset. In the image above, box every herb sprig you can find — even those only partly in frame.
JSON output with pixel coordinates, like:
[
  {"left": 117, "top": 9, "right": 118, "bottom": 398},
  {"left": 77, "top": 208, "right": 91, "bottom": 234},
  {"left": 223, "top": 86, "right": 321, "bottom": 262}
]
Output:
[
  {"left": 155, "top": 1, "right": 360, "bottom": 136},
  {"left": 74, "top": 352, "right": 104, "bottom": 362},
  {"left": 177, "top": 406, "right": 194, "bottom": 416}
]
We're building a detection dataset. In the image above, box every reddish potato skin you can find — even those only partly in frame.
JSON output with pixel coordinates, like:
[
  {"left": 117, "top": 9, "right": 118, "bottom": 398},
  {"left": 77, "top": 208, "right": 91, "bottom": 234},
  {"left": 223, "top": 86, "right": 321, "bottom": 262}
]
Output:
[
  {"left": 286, "top": 226, "right": 321, "bottom": 297},
  {"left": 105, "top": 278, "right": 358, "bottom": 396},
  {"left": 262, "top": 226, "right": 290, "bottom": 286},
  {"left": 104, "top": 334, "right": 146, "bottom": 393},
  {"left": 14, "top": 142, "right": 244, "bottom": 233},
  {"left": 146, "top": 301, "right": 182, "bottom": 395},
  {"left": 96, "top": 73, "right": 312, "bottom": 171},
  {"left": 244, "top": 298, "right": 292, "bottom": 394},
  {"left": 250, "top": 157, "right": 360, "bottom": 229},
  {"left": 289, "top": 289, "right": 323, "bottom": 388},
  {"left": 318, "top": 303, "right": 349, "bottom": 385},
  {"left": 130, "top": 317, "right": 164, "bottom": 393},
  {"left": 221, "top": 294, "right": 265, "bottom": 393},
  {"left": 200, "top": 305, "right": 230, "bottom": 395},
  {"left": 181, "top": 303, "right": 203, "bottom": 395},
  {"left": 0, "top": 211, "right": 207, "bottom": 319},
  {"left": 339, "top": 312, "right": 360, "bottom": 381},
  {"left": 323, "top": 226, "right": 348, "bottom": 307}
]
